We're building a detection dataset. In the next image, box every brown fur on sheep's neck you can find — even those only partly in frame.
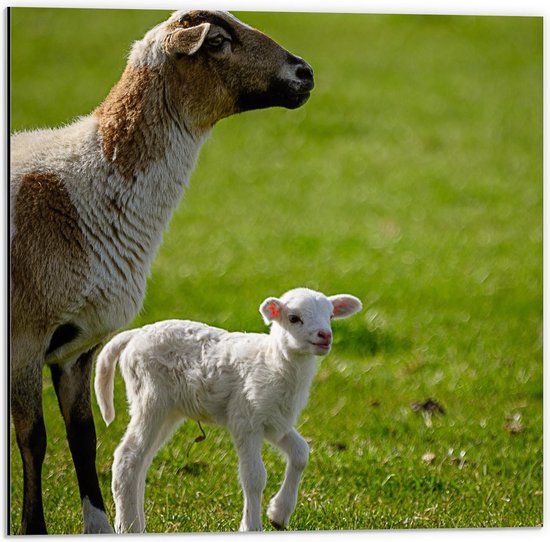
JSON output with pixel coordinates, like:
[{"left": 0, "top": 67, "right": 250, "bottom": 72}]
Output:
[
  {"left": 95, "top": 65, "right": 170, "bottom": 182},
  {"left": 94, "top": 64, "right": 202, "bottom": 183}
]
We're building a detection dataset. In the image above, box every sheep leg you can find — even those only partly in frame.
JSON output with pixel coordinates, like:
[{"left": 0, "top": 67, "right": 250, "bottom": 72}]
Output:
[
  {"left": 50, "top": 348, "right": 113, "bottom": 533},
  {"left": 112, "top": 406, "right": 174, "bottom": 533},
  {"left": 136, "top": 412, "right": 184, "bottom": 531},
  {"left": 11, "top": 360, "right": 47, "bottom": 534},
  {"left": 266, "top": 428, "right": 309, "bottom": 530},
  {"left": 233, "top": 433, "right": 266, "bottom": 531}
]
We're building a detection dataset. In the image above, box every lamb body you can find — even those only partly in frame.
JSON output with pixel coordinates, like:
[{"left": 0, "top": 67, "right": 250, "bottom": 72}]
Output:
[
  {"left": 10, "top": 9, "right": 313, "bottom": 533},
  {"left": 95, "top": 288, "right": 362, "bottom": 532},
  {"left": 101, "top": 322, "right": 315, "bottom": 445}
]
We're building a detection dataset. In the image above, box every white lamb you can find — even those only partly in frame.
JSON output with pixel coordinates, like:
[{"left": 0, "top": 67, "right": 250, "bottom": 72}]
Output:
[{"left": 94, "top": 287, "right": 362, "bottom": 532}]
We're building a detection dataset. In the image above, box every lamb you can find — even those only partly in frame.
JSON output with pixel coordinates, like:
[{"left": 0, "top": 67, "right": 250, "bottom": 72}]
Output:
[
  {"left": 10, "top": 10, "right": 314, "bottom": 534},
  {"left": 94, "top": 287, "right": 362, "bottom": 532}
]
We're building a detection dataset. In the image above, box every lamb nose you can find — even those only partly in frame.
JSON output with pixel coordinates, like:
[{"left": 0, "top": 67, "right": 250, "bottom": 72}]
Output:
[{"left": 317, "top": 330, "right": 332, "bottom": 342}]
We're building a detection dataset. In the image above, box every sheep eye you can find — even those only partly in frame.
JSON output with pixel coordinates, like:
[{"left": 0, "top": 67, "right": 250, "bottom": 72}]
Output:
[
  {"left": 288, "top": 315, "right": 303, "bottom": 324},
  {"left": 206, "top": 35, "right": 226, "bottom": 48}
]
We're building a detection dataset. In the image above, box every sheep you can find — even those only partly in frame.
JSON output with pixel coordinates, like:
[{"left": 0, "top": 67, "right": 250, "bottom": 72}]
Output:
[
  {"left": 94, "top": 287, "right": 362, "bottom": 532},
  {"left": 10, "top": 9, "right": 314, "bottom": 534}
]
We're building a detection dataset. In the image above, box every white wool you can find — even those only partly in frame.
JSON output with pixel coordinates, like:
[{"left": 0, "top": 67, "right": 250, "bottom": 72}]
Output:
[{"left": 95, "top": 288, "right": 362, "bottom": 532}]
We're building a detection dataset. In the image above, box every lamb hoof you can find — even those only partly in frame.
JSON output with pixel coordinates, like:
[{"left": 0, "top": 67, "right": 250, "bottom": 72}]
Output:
[{"left": 269, "top": 519, "right": 285, "bottom": 531}]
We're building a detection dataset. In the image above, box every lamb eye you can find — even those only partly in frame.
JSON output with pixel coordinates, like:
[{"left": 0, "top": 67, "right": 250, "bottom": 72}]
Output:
[{"left": 288, "top": 315, "right": 303, "bottom": 324}]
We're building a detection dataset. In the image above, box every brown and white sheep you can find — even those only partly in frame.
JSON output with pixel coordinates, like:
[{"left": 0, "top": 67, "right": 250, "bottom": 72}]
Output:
[{"left": 10, "top": 9, "right": 313, "bottom": 534}]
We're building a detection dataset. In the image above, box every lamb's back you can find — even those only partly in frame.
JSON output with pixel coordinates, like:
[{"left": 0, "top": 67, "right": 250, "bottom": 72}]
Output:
[{"left": 123, "top": 321, "right": 275, "bottom": 425}]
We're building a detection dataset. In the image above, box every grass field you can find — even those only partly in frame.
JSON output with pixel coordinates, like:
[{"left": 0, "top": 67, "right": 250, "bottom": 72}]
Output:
[{"left": 9, "top": 7, "right": 543, "bottom": 534}]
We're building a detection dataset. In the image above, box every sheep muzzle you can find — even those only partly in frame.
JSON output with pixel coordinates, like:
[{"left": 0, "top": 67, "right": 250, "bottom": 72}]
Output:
[{"left": 236, "top": 58, "right": 314, "bottom": 112}]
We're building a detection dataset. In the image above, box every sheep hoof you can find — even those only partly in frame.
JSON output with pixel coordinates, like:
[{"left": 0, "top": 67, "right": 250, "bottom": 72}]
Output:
[{"left": 269, "top": 519, "right": 285, "bottom": 531}]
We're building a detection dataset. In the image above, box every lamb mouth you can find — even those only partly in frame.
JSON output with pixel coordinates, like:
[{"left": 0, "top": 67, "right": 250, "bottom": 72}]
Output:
[{"left": 310, "top": 341, "right": 331, "bottom": 349}]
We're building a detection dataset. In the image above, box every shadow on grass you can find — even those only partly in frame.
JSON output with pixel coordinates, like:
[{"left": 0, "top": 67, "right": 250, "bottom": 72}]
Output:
[
  {"left": 177, "top": 461, "right": 210, "bottom": 476},
  {"left": 332, "top": 323, "right": 412, "bottom": 358}
]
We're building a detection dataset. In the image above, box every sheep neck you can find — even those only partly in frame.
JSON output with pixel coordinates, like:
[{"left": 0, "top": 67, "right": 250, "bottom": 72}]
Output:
[
  {"left": 92, "top": 62, "right": 209, "bottom": 248},
  {"left": 268, "top": 329, "right": 318, "bottom": 383},
  {"left": 61, "top": 62, "right": 213, "bottom": 327},
  {"left": 95, "top": 62, "right": 209, "bottom": 183}
]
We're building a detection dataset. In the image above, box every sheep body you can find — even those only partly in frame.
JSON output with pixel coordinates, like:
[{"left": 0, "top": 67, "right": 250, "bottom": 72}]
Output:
[
  {"left": 98, "top": 320, "right": 316, "bottom": 439},
  {"left": 95, "top": 288, "right": 362, "bottom": 532},
  {"left": 10, "top": 9, "right": 313, "bottom": 533},
  {"left": 11, "top": 116, "right": 208, "bottom": 369},
  {"left": 12, "top": 116, "right": 203, "bottom": 368}
]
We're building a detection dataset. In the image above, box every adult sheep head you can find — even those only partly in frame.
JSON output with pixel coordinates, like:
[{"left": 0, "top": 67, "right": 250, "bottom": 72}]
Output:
[{"left": 129, "top": 10, "right": 315, "bottom": 130}]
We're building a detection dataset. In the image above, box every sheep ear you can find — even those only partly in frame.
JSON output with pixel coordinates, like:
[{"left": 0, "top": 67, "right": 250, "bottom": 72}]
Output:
[
  {"left": 329, "top": 295, "right": 362, "bottom": 319},
  {"left": 166, "top": 23, "right": 211, "bottom": 55},
  {"left": 260, "top": 297, "right": 284, "bottom": 325}
]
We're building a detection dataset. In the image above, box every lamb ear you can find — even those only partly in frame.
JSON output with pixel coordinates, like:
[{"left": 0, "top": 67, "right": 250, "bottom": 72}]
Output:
[
  {"left": 259, "top": 297, "right": 284, "bottom": 325},
  {"left": 165, "top": 23, "right": 211, "bottom": 55},
  {"left": 329, "top": 294, "right": 362, "bottom": 319}
]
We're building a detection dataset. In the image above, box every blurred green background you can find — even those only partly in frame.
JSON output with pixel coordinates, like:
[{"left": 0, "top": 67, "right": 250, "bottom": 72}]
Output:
[{"left": 10, "top": 7, "right": 542, "bottom": 533}]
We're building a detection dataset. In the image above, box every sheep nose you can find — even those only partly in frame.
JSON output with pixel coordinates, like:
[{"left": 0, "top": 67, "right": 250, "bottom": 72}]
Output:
[
  {"left": 287, "top": 54, "right": 315, "bottom": 91},
  {"left": 294, "top": 62, "right": 314, "bottom": 91},
  {"left": 317, "top": 330, "right": 332, "bottom": 342}
]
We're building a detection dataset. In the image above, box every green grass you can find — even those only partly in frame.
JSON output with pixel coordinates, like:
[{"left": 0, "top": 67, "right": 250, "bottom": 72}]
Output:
[{"left": 10, "top": 8, "right": 542, "bottom": 534}]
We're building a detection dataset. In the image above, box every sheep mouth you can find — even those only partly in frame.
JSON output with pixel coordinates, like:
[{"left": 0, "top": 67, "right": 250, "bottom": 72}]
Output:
[
  {"left": 237, "top": 83, "right": 312, "bottom": 113},
  {"left": 310, "top": 341, "right": 331, "bottom": 350},
  {"left": 285, "top": 90, "right": 311, "bottom": 109},
  {"left": 284, "top": 79, "right": 314, "bottom": 108}
]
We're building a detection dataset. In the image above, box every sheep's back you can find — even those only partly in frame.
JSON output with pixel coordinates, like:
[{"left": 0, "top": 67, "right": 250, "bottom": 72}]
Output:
[{"left": 119, "top": 320, "right": 230, "bottom": 421}]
